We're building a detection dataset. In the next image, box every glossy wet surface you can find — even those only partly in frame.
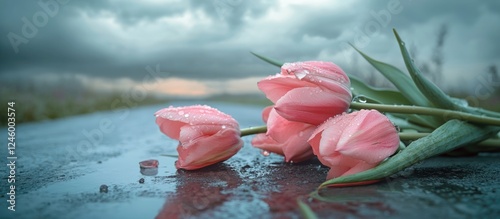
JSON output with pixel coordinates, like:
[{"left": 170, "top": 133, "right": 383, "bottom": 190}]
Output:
[{"left": 1, "top": 101, "right": 499, "bottom": 219}]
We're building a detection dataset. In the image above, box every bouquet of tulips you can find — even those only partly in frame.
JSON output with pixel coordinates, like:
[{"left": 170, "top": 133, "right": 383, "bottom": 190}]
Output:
[{"left": 154, "top": 29, "right": 500, "bottom": 189}]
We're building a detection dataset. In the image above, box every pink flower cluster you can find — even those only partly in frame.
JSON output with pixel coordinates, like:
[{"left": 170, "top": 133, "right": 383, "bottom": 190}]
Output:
[{"left": 155, "top": 61, "right": 400, "bottom": 180}]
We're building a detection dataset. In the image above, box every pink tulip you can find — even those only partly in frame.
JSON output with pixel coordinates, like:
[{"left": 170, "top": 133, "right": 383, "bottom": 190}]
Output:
[
  {"left": 308, "top": 110, "right": 399, "bottom": 179},
  {"left": 155, "top": 105, "right": 243, "bottom": 170},
  {"left": 258, "top": 61, "right": 352, "bottom": 125},
  {"left": 251, "top": 106, "right": 315, "bottom": 163}
]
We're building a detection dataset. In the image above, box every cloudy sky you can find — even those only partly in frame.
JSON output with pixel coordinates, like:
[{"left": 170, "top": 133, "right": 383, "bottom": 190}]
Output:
[{"left": 1, "top": 0, "right": 499, "bottom": 96}]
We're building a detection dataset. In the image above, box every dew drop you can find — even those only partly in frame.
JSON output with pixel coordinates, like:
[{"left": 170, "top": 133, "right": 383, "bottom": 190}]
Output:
[
  {"left": 260, "top": 150, "right": 270, "bottom": 157},
  {"left": 184, "top": 114, "right": 189, "bottom": 118},
  {"left": 221, "top": 125, "right": 227, "bottom": 129},
  {"left": 178, "top": 111, "right": 185, "bottom": 115},
  {"left": 353, "top": 95, "right": 367, "bottom": 103},
  {"left": 394, "top": 125, "right": 401, "bottom": 132},
  {"left": 295, "top": 70, "right": 309, "bottom": 80}
]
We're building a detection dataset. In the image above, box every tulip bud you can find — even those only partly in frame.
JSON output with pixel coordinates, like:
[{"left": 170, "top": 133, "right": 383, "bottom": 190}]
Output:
[
  {"left": 308, "top": 110, "right": 399, "bottom": 179},
  {"left": 155, "top": 105, "right": 243, "bottom": 170},
  {"left": 258, "top": 61, "right": 352, "bottom": 125}
]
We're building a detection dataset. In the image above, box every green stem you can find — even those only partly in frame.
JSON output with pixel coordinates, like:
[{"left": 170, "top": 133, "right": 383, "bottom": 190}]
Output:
[
  {"left": 239, "top": 125, "right": 500, "bottom": 147},
  {"left": 399, "top": 132, "right": 500, "bottom": 147},
  {"left": 240, "top": 125, "right": 267, "bottom": 137},
  {"left": 351, "top": 102, "right": 500, "bottom": 126}
]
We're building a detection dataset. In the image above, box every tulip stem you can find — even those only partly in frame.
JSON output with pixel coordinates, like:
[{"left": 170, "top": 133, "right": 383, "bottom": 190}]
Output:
[
  {"left": 350, "top": 102, "right": 500, "bottom": 126},
  {"left": 240, "top": 125, "right": 267, "bottom": 137},
  {"left": 399, "top": 132, "right": 500, "bottom": 147}
]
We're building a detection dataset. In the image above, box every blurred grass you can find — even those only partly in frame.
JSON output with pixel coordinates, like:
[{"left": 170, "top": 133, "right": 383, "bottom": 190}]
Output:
[{"left": 0, "top": 83, "right": 169, "bottom": 126}]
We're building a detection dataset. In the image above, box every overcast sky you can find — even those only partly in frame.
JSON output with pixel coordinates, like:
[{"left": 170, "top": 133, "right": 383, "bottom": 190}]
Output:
[{"left": 1, "top": 0, "right": 499, "bottom": 96}]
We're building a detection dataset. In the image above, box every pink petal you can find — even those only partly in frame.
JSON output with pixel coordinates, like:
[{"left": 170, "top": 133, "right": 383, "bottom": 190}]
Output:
[
  {"left": 155, "top": 105, "right": 240, "bottom": 140},
  {"left": 338, "top": 161, "right": 377, "bottom": 178},
  {"left": 251, "top": 133, "right": 284, "bottom": 156},
  {"left": 176, "top": 127, "right": 243, "bottom": 170},
  {"left": 261, "top": 106, "right": 273, "bottom": 123},
  {"left": 155, "top": 105, "right": 239, "bottom": 128},
  {"left": 281, "top": 125, "right": 316, "bottom": 163},
  {"left": 266, "top": 108, "right": 310, "bottom": 143},
  {"left": 274, "top": 87, "right": 351, "bottom": 125},
  {"left": 281, "top": 61, "right": 351, "bottom": 92},
  {"left": 257, "top": 74, "right": 315, "bottom": 103},
  {"left": 155, "top": 117, "right": 186, "bottom": 139},
  {"left": 336, "top": 110, "right": 399, "bottom": 163}
]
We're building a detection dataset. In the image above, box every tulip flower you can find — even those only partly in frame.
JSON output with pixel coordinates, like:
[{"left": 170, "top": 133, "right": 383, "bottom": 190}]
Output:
[
  {"left": 155, "top": 105, "right": 243, "bottom": 170},
  {"left": 308, "top": 110, "right": 400, "bottom": 179},
  {"left": 251, "top": 106, "right": 315, "bottom": 163},
  {"left": 258, "top": 61, "right": 352, "bottom": 125}
]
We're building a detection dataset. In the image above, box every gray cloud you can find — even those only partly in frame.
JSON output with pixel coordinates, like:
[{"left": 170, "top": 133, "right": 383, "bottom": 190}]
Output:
[{"left": 1, "top": 0, "right": 499, "bottom": 86}]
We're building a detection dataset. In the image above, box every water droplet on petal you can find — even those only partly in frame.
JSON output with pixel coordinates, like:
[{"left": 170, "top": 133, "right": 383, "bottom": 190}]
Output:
[
  {"left": 295, "top": 70, "right": 309, "bottom": 80},
  {"left": 221, "top": 125, "right": 226, "bottom": 129},
  {"left": 260, "top": 150, "right": 270, "bottom": 157},
  {"left": 184, "top": 114, "right": 189, "bottom": 118},
  {"left": 178, "top": 111, "right": 184, "bottom": 115}
]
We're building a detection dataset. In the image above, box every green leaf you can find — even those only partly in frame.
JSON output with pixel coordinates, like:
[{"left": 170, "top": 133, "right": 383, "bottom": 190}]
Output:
[
  {"left": 392, "top": 29, "right": 500, "bottom": 119},
  {"left": 392, "top": 29, "right": 461, "bottom": 111},
  {"left": 297, "top": 199, "right": 319, "bottom": 219},
  {"left": 349, "top": 74, "right": 411, "bottom": 105},
  {"left": 349, "top": 75, "right": 439, "bottom": 128},
  {"left": 386, "top": 114, "right": 433, "bottom": 132},
  {"left": 250, "top": 52, "right": 283, "bottom": 68},
  {"left": 319, "top": 120, "right": 500, "bottom": 188},
  {"left": 351, "top": 44, "right": 432, "bottom": 108}
]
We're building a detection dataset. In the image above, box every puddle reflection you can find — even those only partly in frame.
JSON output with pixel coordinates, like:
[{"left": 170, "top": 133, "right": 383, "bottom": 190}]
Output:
[{"left": 155, "top": 164, "right": 242, "bottom": 218}]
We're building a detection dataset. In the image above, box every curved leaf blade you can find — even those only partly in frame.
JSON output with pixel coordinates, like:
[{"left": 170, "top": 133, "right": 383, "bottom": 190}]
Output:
[
  {"left": 351, "top": 44, "right": 432, "bottom": 108},
  {"left": 250, "top": 52, "right": 284, "bottom": 68},
  {"left": 349, "top": 74, "right": 411, "bottom": 105}
]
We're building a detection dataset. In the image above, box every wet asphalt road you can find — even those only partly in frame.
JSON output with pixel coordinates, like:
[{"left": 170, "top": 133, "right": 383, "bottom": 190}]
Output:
[{"left": 1, "top": 101, "right": 499, "bottom": 219}]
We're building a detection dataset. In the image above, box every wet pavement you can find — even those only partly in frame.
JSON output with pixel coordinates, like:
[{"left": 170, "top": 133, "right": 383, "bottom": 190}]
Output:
[{"left": 1, "top": 101, "right": 499, "bottom": 219}]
